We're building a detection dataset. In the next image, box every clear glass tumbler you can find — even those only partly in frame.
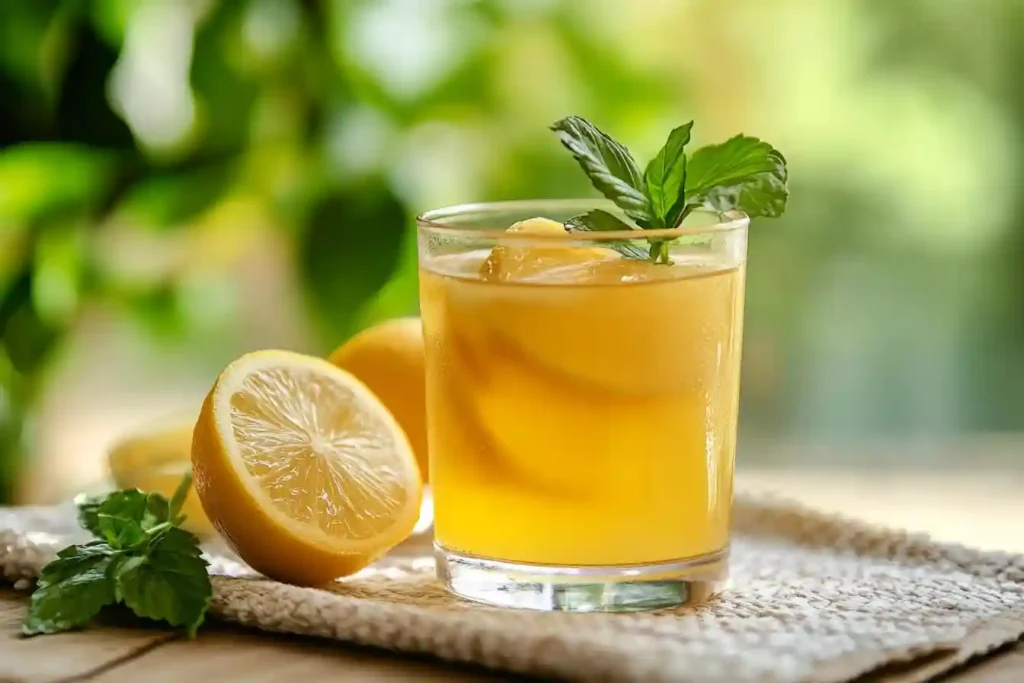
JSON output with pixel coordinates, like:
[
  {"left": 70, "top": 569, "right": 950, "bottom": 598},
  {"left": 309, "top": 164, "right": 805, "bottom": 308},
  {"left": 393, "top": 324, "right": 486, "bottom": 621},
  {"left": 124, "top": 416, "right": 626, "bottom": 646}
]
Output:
[{"left": 417, "top": 200, "right": 748, "bottom": 612}]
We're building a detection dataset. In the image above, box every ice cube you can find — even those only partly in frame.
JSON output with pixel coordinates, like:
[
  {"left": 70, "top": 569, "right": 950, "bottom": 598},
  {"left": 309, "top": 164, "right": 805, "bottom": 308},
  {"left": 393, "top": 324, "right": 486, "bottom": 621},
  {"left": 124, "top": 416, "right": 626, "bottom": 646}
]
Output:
[{"left": 480, "top": 217, "right": 618, "bottom": 282}]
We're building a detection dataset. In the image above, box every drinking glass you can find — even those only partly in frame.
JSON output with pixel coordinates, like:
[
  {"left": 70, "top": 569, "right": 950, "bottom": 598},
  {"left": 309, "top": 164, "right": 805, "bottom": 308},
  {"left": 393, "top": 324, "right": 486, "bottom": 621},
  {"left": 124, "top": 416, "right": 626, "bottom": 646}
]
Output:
[{"left": 417, "top": 199, "right": 748, "bottom": 612}]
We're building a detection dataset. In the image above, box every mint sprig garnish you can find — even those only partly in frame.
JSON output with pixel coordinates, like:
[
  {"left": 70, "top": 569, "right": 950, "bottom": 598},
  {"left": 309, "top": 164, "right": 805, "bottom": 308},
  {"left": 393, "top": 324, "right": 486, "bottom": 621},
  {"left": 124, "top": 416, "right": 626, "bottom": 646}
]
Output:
[
  {"left": 23, "top": 473, "right": 211, "bottom": 637},
  {"left": 552, "top": 116, "right": 789, "bottom": 262}
]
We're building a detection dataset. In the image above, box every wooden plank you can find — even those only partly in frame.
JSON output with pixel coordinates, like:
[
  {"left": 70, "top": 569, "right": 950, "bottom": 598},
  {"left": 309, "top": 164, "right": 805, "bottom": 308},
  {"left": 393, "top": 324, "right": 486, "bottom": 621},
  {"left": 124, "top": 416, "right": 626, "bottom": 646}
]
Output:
[
  {"left": 0, "top": 589, "right": 174, "bottom": 683},
  {"left": 943, "top": 643, "right": 1024, "bottom": 682},
  {"left": 1, "top": 586, "right": 1021, "bottom": 683},
  {"left": 88, "top": 626, "right": 514, "bottom": 683}
]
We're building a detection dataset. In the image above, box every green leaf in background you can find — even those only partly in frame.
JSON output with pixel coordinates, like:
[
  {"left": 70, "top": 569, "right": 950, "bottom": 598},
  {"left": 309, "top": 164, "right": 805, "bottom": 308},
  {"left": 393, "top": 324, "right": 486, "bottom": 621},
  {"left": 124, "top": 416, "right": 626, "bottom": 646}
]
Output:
[
  {"left": 22, "top": 542, "right": 118, "bottom": 636},
  {"left": 644, "top": 121, "right": 692, "bottom": 227},
  {"left": 190, "top": 1, "right": 259, "bottom": 155},
  {"left": 0, "top": 274, "right": 60, "bottom": 375},
  {"left": 550, "top": 116, "right": 654, "bottom": 225},
  {"left": 300, "top": 182, "right": 407, "bottom": 345},
  {"left": 0, "top": 144, "right": 116, "bottom": 225},
  {"left": 564, "top": 209, "right": 649, "bottom": 260},
  {"left": 88, "top": 0, "right": 136, "bottom": 48},
  {"left": 0, "top": 272, "right": 31, "bottom": 343},
  {"left": 0, "top": 2, "right": 68, "bottom": 145},
  {"left": 682, "top": 135, "right": 789, "bottom": 218},
  {"left": 118, "top": 285, "right": 187, "bottom": 342},
  {"left": 0, "top": 351, "right": 26, "bottom": 503},
  {"left": 115, "top": 527, "right": 211, "bottom": 637},
  {"left": 55, "top": 18, "right": 134, "bottom": 149},
  {"left": 32, "top": 221, "right": 87, "bottom": 327},
  {"left": 116, "top": 162, "right": 237, "bottom": 229},
  {"left": 351, "top": 222, "right": 420, "bottom": 332}
]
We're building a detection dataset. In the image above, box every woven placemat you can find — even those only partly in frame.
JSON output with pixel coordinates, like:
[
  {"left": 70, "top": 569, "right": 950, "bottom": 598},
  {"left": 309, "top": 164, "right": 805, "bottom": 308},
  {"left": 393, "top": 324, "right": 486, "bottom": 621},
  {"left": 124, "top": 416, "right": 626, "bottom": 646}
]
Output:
[{"left": 3, "top": 494, "right": 1024, "bottom": 683}]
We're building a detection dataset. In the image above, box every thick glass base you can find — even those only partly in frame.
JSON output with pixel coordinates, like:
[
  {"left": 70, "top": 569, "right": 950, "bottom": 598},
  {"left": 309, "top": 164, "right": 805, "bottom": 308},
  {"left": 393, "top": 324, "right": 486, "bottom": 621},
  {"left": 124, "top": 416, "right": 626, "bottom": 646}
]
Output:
[{"left": 436, "top": 543, "right": 728, "bottom": 612}]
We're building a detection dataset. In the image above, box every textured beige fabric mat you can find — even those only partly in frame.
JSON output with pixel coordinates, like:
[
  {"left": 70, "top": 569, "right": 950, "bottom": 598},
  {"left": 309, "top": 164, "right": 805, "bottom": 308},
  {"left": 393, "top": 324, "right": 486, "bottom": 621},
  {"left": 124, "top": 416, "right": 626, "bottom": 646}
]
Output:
[{"left": 3, "top": 495, "right": 1024, "bottom": 683}]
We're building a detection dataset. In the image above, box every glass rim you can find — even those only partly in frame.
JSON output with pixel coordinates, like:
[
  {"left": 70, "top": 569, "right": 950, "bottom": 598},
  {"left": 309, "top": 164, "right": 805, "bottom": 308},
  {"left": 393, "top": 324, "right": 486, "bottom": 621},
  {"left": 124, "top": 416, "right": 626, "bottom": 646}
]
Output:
[{"left": 416, "top": 199, "right": 749, "bottom": 242}]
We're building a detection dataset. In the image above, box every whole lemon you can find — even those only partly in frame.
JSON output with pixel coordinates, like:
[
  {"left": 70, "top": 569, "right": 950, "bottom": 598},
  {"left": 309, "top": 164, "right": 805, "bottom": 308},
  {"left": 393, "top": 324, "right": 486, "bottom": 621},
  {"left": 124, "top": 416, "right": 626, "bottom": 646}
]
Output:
[{"left": 328, "top": 317, "right": 429, "bottom": 481}]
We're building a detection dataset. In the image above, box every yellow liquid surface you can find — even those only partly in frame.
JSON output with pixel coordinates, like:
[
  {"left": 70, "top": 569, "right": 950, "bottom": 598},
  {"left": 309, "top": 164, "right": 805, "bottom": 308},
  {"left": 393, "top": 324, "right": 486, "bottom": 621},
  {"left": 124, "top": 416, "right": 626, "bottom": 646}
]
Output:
[{"left": 420, "top": 250, "right": 745, "bottom": 566}]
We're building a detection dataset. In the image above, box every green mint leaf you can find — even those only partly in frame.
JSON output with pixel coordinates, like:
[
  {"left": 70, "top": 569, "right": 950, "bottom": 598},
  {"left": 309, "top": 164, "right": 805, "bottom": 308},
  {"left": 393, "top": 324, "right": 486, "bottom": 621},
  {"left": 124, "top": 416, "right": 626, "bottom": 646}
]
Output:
[
  {"left": 75, "top": 493, "right": 104, "bottom": 536},
  {"left": 565, "top": 208, "right": 634, "bottom": 232},
  {"left": 643, "top": 122, "right": 692, "bottom": 227},
  {"left": 94, "top": 492, "right": 155, "bottom": 549},
  {"left": 33, "top": 485, "right": 211, "bottom": 638},
  {"left": 97, "top": 490, "right": 150, "bottom": 524},
  {"left": 681, "top": 135, "right": 788, "bottom": 218},
  {"left": 38, "top": 542, "right": 116, "bottom": 587},
  {"left": 116, "top": 526, "right": 211, "bottom": 637},
  {"left": 23, "top": 543, "right": 118, "bottom": 636},
  {"left": 168, "top": 471, "right": 192, "bottom": 523},
  {"left": 90, "top": 489, "right": 176, "bottom": 550},
  {"left": 564, "top": 210, "right": 649, "bottom": 260},
  {"left": 146, "top": 492, "right": 171, "bottom": 527},
  {"left": 98, "top": 514, "right": 148, "bottom": 549},
  {"left": 550, "top": 117, "right": 654, "bottom": 225}
]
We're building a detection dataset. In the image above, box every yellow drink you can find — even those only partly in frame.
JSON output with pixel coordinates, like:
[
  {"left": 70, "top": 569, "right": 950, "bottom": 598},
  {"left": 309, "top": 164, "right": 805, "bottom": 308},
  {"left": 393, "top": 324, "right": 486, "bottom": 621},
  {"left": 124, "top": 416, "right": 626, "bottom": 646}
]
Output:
[
  {"left": 421, "top": 253, "right": 744, "bottom": 566},
  {"left": 417, "top": 202, "right": 749, "bottom": 611}
]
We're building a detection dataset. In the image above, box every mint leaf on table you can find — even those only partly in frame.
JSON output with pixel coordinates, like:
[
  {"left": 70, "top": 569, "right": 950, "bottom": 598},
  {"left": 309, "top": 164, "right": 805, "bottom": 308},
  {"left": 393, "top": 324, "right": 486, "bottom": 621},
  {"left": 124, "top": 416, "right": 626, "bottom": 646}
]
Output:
[
  {"left": 681, "top": 135, "right": 788, "bottom": 218},
  {"left": 23, "top": 474, "right": 211, "bottom": 638},
  {"left": 644, "top": 122, "right": 693, "bottom": 228},
  {"left": 550, "top": 116, "right": 654, "bottom": 226},
  {"left": 22, "top": 543, "right": 119, "bottom": 635},
  {"left": 115, "top": 527, "right": 211, "bottom": 637},
  {"left": 75, "top": 494, "right": 104, "bottom": 536},
  {"left": 77, "top": 487, "right": 175, "bottom": 538},
  {"left": 551, "top": 116, "right": 789, "bottom": 262},
  {"left": 564, "top": 209, "right": 649, "bottom": 260},
  {"left": 93, "top": 488, "right": 178, "bottom": 549}
]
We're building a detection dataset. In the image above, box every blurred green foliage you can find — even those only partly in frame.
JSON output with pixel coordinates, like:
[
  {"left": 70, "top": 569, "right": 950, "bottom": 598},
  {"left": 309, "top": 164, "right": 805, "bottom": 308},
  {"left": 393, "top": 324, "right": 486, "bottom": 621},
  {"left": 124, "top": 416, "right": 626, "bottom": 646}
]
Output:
[{"left": 1, "top": 0, "right": 1023, "bottom": 501}]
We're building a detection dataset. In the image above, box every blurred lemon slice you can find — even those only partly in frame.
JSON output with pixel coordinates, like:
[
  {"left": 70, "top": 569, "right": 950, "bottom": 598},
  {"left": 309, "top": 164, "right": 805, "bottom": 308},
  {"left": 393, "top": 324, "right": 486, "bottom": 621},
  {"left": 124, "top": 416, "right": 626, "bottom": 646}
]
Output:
[
  {"left": 191, "top": 350, "right": 423, "bottom": 585},
  {"left": 107, "top": 418, "right": 213, "bottom": 537},
  {"left": 480, "top": 217, "right": 616, "bottom": 282}
]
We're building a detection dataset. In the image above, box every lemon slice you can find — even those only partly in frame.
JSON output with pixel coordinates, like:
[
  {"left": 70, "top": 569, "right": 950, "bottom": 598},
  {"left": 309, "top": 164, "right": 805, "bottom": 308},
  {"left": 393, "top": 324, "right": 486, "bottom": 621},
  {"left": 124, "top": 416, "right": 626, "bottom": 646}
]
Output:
[
  {"left": 480, "top": 217, "right": 616, "bottom": 281},
  {"left": 107, "top": 418, "right": 213, "bottom": 537},
  {"left": 192, "top": 350, "right": 423, "bottom": 585}
]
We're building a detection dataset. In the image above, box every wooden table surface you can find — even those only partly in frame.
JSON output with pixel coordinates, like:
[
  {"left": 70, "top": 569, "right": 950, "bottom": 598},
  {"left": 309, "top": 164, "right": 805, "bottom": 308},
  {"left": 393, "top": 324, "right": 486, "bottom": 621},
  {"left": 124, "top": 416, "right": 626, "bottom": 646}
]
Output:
[{"left": 3, "top": 468, "right": 1023, "bottom": 683}]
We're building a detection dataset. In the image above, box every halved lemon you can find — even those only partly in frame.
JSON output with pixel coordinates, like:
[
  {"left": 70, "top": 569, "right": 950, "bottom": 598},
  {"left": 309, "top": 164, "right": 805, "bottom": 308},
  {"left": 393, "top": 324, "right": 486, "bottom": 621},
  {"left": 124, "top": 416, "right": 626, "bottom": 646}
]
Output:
[{"left": 191, "top": 350, "right": 423, "bottom": 585}]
